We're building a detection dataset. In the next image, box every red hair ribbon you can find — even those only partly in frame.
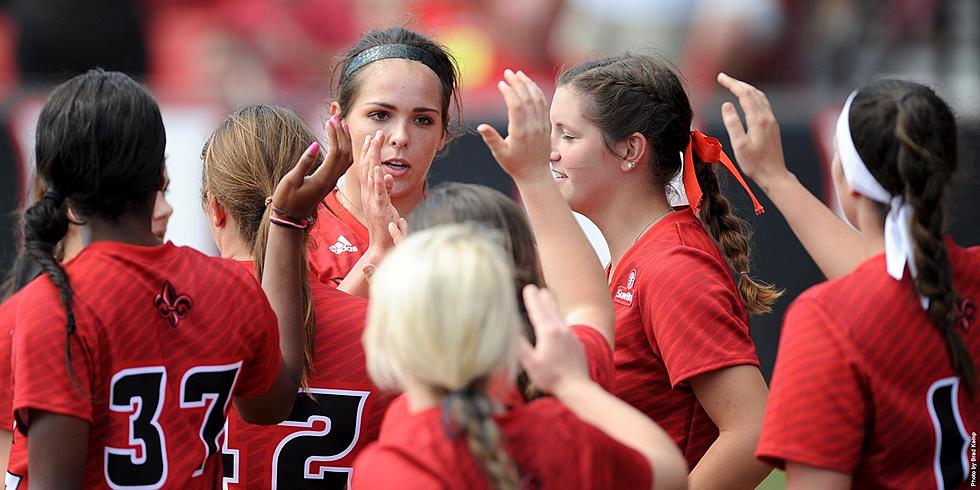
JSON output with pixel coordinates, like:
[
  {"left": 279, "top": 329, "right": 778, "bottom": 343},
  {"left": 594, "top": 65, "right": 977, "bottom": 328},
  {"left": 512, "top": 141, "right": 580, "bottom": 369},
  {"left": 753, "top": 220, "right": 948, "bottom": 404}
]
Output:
[{"left": 682, "top": 130, "right": 764, "bottom": 215}]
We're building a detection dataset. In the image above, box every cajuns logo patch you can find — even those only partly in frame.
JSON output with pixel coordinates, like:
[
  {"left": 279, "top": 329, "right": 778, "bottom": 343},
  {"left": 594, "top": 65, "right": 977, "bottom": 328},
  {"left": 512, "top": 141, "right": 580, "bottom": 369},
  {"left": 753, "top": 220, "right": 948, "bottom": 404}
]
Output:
[
  {"left": 614, "top": 268, "right": 638, "bottom": 307},
  {"left": 154, "top": 281, "right": 193, "bottom": 327}
]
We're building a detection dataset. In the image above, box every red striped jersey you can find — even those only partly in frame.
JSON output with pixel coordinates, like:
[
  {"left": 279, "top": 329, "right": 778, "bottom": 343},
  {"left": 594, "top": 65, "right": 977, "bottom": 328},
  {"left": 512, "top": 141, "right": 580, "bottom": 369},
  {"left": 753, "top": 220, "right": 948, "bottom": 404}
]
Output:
[
  {"left": 7, "top": 241, "right": 281, "bottom": 489},
  {"left": 757, "top": 239, "right": 979, "bottom": 489},
  {"left": 608, "top": 207, "right": 760, "bottom": 469},
  {"left": 308, "top": 189, "right": 368, "bottom": 287},
  {"left": 352, "top": 396, "right": 652, "bottom": 490},
  {"left": 0, "top": 292, "right": 19, "bottom": 434},
  {"left": 223, "top": 262, "right": 395, "bottom": 489}
]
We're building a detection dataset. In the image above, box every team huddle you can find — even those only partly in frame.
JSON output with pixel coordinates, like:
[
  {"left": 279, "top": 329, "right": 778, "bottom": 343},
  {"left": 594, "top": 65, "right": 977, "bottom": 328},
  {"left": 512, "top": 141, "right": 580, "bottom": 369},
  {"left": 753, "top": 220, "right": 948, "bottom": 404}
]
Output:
[{"left": 0, "top": 25, "right": 976, "bottom": 490}]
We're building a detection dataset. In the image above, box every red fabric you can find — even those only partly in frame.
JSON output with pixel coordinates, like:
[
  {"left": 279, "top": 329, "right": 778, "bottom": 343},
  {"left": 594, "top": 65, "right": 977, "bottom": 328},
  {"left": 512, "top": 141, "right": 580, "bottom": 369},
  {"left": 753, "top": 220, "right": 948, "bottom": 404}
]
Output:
[
  {"left": 570, "top": 325, "right": 615, "bottom": 392},
  {"left": 609, "top": 208, "right": 760, "bottom": 469},
  {"left": 683, "top": 130, "right": 764, "bottom": 215},
  {"left": 0, "top": 292, "right": 18, "bottom": 433},
  {"left": 757, "top": 241, "right": 980, "bottom": 489},
  {"left": 7, "top": 242, "right": 281, "bottom": 488},
  {"left": 223, "top": 262, "right": 395, "bottom": 489},
  {"left": 308, "top": 189, "right": 369, "bottom": 287},
  {"left": 352, "top": 397, "right": 652, "bottom": 490}
]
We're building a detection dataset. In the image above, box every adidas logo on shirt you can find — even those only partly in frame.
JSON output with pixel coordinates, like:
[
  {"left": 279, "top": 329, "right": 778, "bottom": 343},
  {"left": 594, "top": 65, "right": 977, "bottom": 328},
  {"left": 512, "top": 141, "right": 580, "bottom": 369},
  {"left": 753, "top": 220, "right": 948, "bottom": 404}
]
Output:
[{"left": 329, "top": 235, "right": 359, "bottom": 255}]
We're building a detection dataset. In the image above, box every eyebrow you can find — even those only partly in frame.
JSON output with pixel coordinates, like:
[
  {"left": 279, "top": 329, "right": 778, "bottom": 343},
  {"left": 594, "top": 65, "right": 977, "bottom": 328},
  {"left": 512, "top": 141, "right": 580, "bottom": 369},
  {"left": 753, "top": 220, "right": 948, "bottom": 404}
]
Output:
[{"left": 364, "top": 101, "right": 440, "bottom": 114}]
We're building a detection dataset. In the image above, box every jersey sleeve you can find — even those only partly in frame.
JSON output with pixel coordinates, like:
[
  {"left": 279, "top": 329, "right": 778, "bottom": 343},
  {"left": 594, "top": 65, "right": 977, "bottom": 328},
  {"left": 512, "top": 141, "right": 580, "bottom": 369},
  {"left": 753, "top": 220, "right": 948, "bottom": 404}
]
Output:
[
  {"left": 12, "top": 281, "right": 96, "bottom": 430},
  {"left": 232, "top": 277, "right": 282, "bottom": 399},
  {"left": 570, "top": 325, "right": 614, "bottom": 391},
  {"left": 641, "top": 247, "right": 760, "bottom": 388},
  {"left": 755, "top": 296, "right": 867, "bottom": 473}
]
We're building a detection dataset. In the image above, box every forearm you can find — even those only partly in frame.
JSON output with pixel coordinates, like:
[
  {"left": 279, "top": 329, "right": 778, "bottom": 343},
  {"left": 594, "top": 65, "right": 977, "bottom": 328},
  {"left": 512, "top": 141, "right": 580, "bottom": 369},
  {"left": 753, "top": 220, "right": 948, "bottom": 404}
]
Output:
[
  {"left": 554, "top": 378, "right": 687, "bottom": 489},
  {"left": 759, "top": 172, "right": 865, "bottom": 280},
  {"left": 0, "top": 430, "right": 10, "bottom": 476},
  {"left": 261, "top": 225, "right": 306, "bottom": 385},
  {"left": 514, "top": 175, "right": 614, "bottom": 344},
  {"left": 689, "top": 429, "right": 771, "bottom": 490}
]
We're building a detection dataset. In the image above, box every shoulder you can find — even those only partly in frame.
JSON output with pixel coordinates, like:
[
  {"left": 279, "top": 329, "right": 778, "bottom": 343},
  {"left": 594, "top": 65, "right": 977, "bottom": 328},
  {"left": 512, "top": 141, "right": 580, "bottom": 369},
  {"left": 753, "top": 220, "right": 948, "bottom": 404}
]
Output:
[{"left": 352, "top": 443, "right": 446, "bottom": 489}]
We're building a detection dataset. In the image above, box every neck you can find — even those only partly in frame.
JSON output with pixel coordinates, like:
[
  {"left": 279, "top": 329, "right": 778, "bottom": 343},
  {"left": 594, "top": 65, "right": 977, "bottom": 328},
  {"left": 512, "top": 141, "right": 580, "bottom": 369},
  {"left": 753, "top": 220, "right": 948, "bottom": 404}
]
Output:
[
  {"left": 212, "top": 215, "right": 254, "bottom": 262},
  {"left": 338, "top": 167, "right": 424, "bottom": 225},
  {"left": 78, "top": 213, "right": 162, "bottom": 249},
  {"left": 583, "top": 184, "right": 673, "bottom": 275},
  {"left": 855, "top": 197, "right": 886, "bottom": 257},
  {"left": 402, "top": 378, "right": 442, "bottom": 414}
]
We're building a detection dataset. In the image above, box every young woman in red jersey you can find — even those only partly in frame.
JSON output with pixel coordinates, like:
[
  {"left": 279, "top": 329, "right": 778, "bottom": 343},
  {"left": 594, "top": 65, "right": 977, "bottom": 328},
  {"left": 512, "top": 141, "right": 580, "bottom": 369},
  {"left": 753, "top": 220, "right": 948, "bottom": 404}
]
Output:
[
  {"left": 6, "top": 69, "right": 350, "bottom": 488},
  {"left": 720, "top": 76, "right": 979, "bottom": 488},
  {"left": 201, "top": 104, "right": 396, "bottom": 489},
  {"left": 353, "top": 225, "right": 687, "bottom": 490},
  {"left": 308, "top": 27, "right": 462, "bottom": 288},
  {"left": 0, "top": 177, "right": 173, "bottom": 476},
  {"left": 546, "top": 55, "right": 777, "bottom": 487}
]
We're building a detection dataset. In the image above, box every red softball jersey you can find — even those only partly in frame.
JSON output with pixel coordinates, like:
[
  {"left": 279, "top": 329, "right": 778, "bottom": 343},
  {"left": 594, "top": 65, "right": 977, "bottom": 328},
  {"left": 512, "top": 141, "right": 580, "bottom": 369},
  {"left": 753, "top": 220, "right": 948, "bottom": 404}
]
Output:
[
  {"left": 351, "top": 397, "right": 652, "bottom": 490},
  {"left": 757, "top": 239, "right": 980, "bottom": 490},
  {"left": 6, "top": 241, "right": 281, "bottom": 489},
  {"left": 308, "top": 189, "right": 368, "bottom": 287},
  {"left": 222, "top": 261, "right": 396, "bottom": 489},
  {"left": 0, "top": 292, "right": 19, "bottom": 434},
  {"left": 608, "top": 207, "right": 761, "bottom": 469}
]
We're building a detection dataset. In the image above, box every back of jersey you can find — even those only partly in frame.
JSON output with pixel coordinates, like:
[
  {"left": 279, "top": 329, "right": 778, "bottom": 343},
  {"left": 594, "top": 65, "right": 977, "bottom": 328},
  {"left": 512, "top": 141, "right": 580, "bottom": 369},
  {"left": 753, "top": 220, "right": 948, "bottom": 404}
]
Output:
[
  {"left": 8, "top": 241, "right": 281, "bottom": 489},
  {"left": 224, "top": 276, "right": 395, "bottom": 489}
]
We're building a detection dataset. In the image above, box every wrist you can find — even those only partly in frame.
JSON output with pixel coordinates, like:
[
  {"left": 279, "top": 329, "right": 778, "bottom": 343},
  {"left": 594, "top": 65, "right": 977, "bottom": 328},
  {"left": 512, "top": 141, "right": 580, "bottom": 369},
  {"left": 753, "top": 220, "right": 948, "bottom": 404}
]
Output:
[
  {"left": 550, "top": 375, "right": 597, "bottom": 402},
  {"left": 756, "top": 168, "right": 796, "bottom": 195}
]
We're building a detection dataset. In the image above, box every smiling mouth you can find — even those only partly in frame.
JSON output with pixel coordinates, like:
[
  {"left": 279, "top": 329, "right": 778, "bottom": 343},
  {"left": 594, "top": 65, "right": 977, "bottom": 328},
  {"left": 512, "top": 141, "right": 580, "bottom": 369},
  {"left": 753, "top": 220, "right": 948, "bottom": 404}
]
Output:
[{"left": 551, "top": 169, "right": 568, "bottom": 179}]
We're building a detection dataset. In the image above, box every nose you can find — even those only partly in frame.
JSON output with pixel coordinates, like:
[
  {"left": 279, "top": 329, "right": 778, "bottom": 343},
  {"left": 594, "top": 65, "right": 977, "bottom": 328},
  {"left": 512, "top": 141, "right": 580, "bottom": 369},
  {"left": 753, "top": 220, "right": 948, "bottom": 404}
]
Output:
[
  {"left": 388, "top": 119, "right": 410, "bottom": 149},
  {"left": 549, "top": 149, "right": 560, "bottom": 163}
]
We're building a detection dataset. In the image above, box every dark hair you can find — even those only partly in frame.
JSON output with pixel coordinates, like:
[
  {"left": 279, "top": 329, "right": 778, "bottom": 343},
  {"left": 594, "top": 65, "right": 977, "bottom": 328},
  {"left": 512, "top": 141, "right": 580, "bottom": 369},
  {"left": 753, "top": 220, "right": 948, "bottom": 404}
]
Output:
[
  {"left": 408, "top": 183, "right": 545, "bottom": 401},
  {"left": 1, "top": 174, "right": 54, "bottom": 302},
  {"left": 557, "top": 53, "right": 782, "bottom": 314},
  {"left": 201, "top": 104, "right": 321, "bottom": 385},
  {"left": 849, "top": 80, "right": 976, "bottom": 395},
  {"left": 24, "top": 69, "right": 165, "bottom": 380},
  {"left": 332, "top": 27, "right": 462, "bottom": 140}
]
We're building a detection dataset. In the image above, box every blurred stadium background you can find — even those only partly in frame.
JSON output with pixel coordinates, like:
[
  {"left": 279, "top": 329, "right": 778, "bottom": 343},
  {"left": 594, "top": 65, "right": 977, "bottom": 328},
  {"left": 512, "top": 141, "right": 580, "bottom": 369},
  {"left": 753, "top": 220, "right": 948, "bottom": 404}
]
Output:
[{"left": 0, "top": 2, "right": 977, "bottom": 487}]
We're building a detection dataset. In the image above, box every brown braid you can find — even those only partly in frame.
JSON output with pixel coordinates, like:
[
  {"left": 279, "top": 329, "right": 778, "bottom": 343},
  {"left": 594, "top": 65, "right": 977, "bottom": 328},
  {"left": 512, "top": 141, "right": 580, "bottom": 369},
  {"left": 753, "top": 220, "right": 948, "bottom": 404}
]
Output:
[
  {"left": 850, "top": 80, "right": 976, "bottom": 395},
  {"left": 443, "top": 387, "right": 520, "bottom": 490},
  {"left": 694, "top": 159, "right": 784, "bottom": 314}
]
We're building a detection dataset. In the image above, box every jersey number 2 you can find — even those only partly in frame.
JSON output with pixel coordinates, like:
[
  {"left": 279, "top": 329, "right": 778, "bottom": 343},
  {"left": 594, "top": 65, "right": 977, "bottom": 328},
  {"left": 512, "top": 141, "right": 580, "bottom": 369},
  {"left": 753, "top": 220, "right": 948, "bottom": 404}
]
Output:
[{"left": 104, "top": 363, "right": 240, "bottom": 489}]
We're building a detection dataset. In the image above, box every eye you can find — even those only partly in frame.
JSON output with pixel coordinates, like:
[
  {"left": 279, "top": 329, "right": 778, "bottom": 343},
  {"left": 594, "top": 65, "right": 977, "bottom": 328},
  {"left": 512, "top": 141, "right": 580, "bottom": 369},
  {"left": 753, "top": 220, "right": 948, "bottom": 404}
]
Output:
[
  {"left": 561, "top": 132, "right": 575, "bottom": 141},
  {"left": 368, "top": 111, "right": 390, "bottom": 121},
  {"left": 414, "top": 115, "right": 434, "bottom": 125}
]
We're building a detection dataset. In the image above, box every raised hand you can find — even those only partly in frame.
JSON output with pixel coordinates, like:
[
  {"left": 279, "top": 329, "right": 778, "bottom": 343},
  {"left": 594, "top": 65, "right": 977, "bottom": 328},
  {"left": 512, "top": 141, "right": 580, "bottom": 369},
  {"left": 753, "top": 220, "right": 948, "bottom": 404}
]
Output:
[
  {"left": 477, "top": 69, "right": 552, "bottom": 183},
  {"left": 271, "top": 115, "right": 352, "bottom": 219},
  {"left": 518, "top": 285, "right": 589, "bottom": 395},
  {"left": 358, "top": 131, "right": 401, "bottom": 248},
  {"left": 717, "top": 72, "right": 790, "bottom": 190}
]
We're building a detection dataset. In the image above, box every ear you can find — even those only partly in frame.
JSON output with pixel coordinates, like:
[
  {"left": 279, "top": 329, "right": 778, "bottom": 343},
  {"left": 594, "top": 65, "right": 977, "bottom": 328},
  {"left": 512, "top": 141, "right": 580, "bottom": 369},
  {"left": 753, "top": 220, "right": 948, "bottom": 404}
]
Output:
[
  {"left": 329, "top": 101, "right": 342, "bottom": 118},
  {"left": 620, "top": 132, "right": 648, "bottom": 173},
  {"left": 207, "top": 194, "right": 226, "bottom": 229}
]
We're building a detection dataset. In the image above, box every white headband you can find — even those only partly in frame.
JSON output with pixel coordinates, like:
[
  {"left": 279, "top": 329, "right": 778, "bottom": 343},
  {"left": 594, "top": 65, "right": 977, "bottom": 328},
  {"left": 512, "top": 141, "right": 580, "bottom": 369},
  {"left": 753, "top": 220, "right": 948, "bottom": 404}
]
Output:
[{"left": 836, "top": 90, "right": 927, "bottom": 309}]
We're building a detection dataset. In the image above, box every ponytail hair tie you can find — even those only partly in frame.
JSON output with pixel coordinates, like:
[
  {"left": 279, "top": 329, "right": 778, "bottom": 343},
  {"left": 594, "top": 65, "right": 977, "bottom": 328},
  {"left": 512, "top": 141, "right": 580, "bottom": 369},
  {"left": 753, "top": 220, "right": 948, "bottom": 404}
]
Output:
[
  {"left": 682, "top": 130, "right": 764, "bottom": 215},
  {"left": 42, "top": 190, "right": 64, "bottom": 204}
]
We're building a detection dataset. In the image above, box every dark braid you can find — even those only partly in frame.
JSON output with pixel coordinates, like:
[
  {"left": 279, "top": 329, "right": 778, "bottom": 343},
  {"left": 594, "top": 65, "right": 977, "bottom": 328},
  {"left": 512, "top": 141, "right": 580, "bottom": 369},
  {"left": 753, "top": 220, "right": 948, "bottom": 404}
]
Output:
[
  {"left": 442, "top": 385, "right": 520, "bottom": 490},
  {"left": 559, "top": 53, "right": 782, "bottom": 314},
  {"left": 695, "top": 159, "right": 782, "bottom": 314},
  {"left": 851, "top": 80, "right": 975, "bottom": 395},
  {"left": 22, "top": 190, "right": 76, "bottom": 381}
]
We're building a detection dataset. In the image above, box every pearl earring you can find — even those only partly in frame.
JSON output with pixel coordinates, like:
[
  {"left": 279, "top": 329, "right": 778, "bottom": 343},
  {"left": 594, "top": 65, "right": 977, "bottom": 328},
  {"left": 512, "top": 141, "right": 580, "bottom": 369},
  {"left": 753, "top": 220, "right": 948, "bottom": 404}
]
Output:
[{"left": 625, "top": 161, "right": 636, "bottom": 169}]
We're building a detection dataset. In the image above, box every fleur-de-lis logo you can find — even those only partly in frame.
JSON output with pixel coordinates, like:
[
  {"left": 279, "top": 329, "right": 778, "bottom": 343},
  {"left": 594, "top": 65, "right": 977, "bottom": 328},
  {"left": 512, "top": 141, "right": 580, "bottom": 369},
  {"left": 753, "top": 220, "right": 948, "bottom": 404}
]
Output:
[
  {"left": 154, "top": 282, "right": 193, "bottom": 327},
  {"left": 958, "top": 298, "right": 975, "bottom": 333}
]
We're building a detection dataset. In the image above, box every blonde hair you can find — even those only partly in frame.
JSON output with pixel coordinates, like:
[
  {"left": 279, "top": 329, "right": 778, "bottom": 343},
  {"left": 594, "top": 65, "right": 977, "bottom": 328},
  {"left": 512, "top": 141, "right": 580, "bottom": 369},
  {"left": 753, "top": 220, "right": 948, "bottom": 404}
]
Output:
[
  {"left": 364, "top": 224, "right": 521, "bottom": 489},
  {"left": 200, "top": 104, "right": 323, "bottom": 384}
]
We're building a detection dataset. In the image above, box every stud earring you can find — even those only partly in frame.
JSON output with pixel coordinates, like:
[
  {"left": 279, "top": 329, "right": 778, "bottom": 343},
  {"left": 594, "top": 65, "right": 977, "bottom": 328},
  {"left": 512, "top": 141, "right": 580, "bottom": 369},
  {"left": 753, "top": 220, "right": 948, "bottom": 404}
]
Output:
[{"left": 625, "top": 161, "right": 636, "bottom": 169}]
